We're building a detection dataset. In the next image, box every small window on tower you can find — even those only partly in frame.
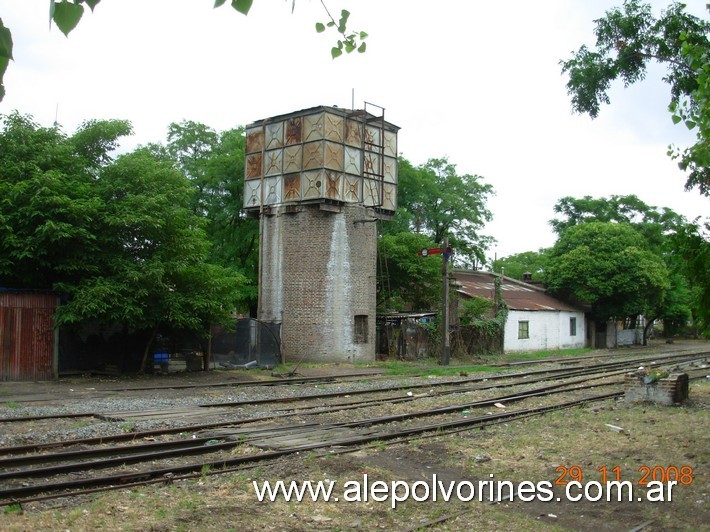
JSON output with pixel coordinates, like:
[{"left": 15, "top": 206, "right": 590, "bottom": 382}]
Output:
[{"left": 354, "top": 315, "right": 368, "bottom": 343}]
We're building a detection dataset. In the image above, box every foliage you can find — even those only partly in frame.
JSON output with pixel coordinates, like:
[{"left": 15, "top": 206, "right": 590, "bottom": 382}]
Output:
[
  {"left": 382, "top": 156, "right": 495, "bottom": 268},
  {"left": 671, "top": 218, "right": 710, "bottom": 336},
  {"left": 164, "top": 121, "right": 258, "bottom": 307},
  {"left": 0, "top": 1, "right": 366, "bottom": 102},
  {"left": 314, "top": 7, "right": 367, "bottom": 58},
  {"left": 550, "top": 193, "right": 702, "bottom": 336},
  {"left": 459, "top": 296, "right": 494, "bottom": 325},
  {"left": 551, "top": 194, "right": 685, "bottom": 248},
  {"left": 545, "top": 221, "right": 670, "bottom": 322},
  {"left": 492, "top": 249, "right": 550, "bottom": 281},
  {"left": 56, "top": 148, "right": 246, "bottom": 332},
  {"left": 668, "top": 30, "right": 710, "bottom": 195},
  {"left": 377, "top": 231, "right": 441, "bottom": 312},
  {"left": 0, "top": 112, "right": 106, "bottom": 288},
  {"left": 560, "top": 0, "right": 710, "bottom": 195},
  {"left": 0, "top": 112, "right": 248, "bottom": 344},
  {"left": 454, "top": 276, "right": 507, "bottom": 356}
]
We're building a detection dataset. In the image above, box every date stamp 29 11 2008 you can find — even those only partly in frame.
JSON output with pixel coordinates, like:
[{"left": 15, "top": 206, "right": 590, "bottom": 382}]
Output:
[{"left": 554, "top": 465, "right": 695, "bottom": 486}]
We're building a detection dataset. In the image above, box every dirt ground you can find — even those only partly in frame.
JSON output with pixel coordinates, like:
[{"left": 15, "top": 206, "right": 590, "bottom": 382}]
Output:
[{"left": 1, "top": 355, "right": 708, "bottom": 531}]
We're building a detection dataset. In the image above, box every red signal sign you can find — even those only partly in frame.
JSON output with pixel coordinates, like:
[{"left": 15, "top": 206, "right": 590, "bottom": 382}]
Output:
[{"left": 418, "top": 247, "right": 453, "bottom": 258}]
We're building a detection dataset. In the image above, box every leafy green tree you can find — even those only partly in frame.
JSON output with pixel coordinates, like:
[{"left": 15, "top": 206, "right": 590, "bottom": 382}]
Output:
[
  {"left": 550, "top": 194, "right": 700, "bottom": 338},
  {"left": 560, "top": 0, "right": 710, "bottom": 195},
  {"left": 492, "top": 249, "right": 550, "bottom": 281},
  {"left": 545, "top": 222, "right": 670, "bottom": 328},
  {"left": 165, "top": 120, "right": 258, "bottom": 308},
  {"left": 0, "top": 112, "right": 112, "bottom": 288},
  {"left": 383, "top": 156, "right": 494, "bottom": 268},
  {"left": 377, "top": 232, "right": 441, "bottom": 312},
  {"left": 551, "top": 194, "right": 685, "bottom": 245},
  {"left": 0, "top": 112, "right": 248, "bottom": 371},
  {"left": 459, "top": 296, "right": 495, "bottom": 325},
  {"left": 0, "top": 0, "right": 365, "bottom": 101},
  {"left": 672, "top": 219, "right": 710, "bottom": 336}
]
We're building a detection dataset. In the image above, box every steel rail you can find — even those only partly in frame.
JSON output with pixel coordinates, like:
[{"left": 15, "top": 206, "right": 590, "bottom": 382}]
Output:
[
  {"left": 0, "top": 351, "right": 704, "bottom": 458},
  {"left": 0, "top": 379, "right": 623, "bottom": 480},
  {"left": 0, "top": 390, "right": 624, "bottom": 504}
]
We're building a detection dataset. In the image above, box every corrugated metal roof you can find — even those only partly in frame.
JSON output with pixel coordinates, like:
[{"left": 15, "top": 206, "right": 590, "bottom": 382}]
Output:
[{"left": 453, "top": 271, "right": 583, "bottom": 312}]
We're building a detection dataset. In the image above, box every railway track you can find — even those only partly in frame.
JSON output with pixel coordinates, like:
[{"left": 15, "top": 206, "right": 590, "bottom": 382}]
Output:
[
  {"left": 0, "top": 349, "right": 705, "bottom": 454},
  {"left": 0, "top": 349, "right": 706, "bottom": 506},
  {"left": 0, "top": 345, "right": 700, "bottom": 406}
]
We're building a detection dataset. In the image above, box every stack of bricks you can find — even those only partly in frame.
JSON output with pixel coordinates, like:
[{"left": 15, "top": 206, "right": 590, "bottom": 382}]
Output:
[{"left": 624, "top": 372, "right": 689, "bottom": 406}]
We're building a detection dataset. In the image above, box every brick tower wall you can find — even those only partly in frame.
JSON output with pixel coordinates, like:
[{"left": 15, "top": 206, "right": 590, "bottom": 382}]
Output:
[{"left": 259, "top": 204, "right": 377, "bottom": 363}]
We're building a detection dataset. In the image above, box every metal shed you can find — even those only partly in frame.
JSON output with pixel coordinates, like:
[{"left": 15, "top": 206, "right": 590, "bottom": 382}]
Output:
[{"left": 0, "top": 290, "right": 58, "bottom": 381}]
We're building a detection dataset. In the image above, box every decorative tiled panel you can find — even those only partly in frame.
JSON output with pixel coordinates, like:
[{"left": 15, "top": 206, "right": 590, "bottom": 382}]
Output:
[
  {"left": 283, "top": 145, "right": 302, "bottom": 173},
  {"left": 302, "top": 170, "right": 324, "bottom": 200},
  {"left": 344, "top": 146, "right": 361, "bottom": 175},
  {"left": 285, "top": 117, "right": 302, "bottom": 145},
  {"left": 324, "top": 171, "right": 343, "bottom": 201},
  {"left": 265, "top": 122, "right": 284, "bottom": 150},
  {"left": 303, "top": 141, "right": 324, "bottom": 170},
  {"left": 383, "top": 156, "right": 397, "bottom": 183},
  {"left": 382, "top": 182, "right": 396, "bottom": 211},
  {"left": 384, "top": 130, "right": 397, "bottom": 157},
  {"left": 324, "top": 142, "right": 344, "bottom": 171},
  {"left": 263, "top": 176, "right": 282, "bottom": 205},
  {"left": 363, "top": 152, "right": 380, "bottom": 177},
  {"left": 343, "top": 174, "right": 361, "bottom": 203},
  {"left": 263, "top": 149, "right": 283, "bottom": 177},
  {"left": 345, "top": 119, "right": 362, "bottom": 147},
  {"left": 283, "top": 173, "right": 301, "bottom": 202},
  {"left": 246, "top": 127, "right": 264, "bottom": 154},
  {"left": 365, "top": 125, "right": 381, "bottom": 152},
  {"left": 303, "top": 113, "right": 324, "bottom": 142},
  {"left": 246, "top": 153, "right": 263, "bottom": 179},
  {"left": 362, "top": 179, "right": 379, "bottom": 207},
  {"left": 324, "top": 113, "right": 344, "bottom": 142},
  {"left": 244, "top": 179, "right": 261, "bottom": 208}
]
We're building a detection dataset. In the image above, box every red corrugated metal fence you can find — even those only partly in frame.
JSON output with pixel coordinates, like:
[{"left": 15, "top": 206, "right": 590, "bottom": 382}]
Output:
[{"left": 0, "top": 293, "right": 57, "bottom": 381}]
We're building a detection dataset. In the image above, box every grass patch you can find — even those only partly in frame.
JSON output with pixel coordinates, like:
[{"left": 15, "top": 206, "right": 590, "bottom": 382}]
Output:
[
  {"left": 4, "top": 401, "right": 20, "bottom": 409},
  {"left": 377, "top": 360, "right": 497, "bottom": 376},
  {"left": 502, "top": 347, "right": 594, "bottom": 361}
]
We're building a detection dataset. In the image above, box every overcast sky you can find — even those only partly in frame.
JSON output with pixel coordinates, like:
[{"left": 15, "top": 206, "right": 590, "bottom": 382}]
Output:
[{"left": 1, "top": 0, "right": 707, "bottom": 261}]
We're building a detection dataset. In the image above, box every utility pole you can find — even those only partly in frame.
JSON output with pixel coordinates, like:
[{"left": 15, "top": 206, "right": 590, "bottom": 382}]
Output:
[{"left": 441, "top": 236, "right": 450, "bottom": 365}]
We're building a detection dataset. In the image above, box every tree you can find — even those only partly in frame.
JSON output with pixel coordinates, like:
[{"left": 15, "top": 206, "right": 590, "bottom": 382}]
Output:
[
  {"left": 382, "top": 156, "right": 495, "bottom": 268},
  {"left": 560, "top": 1, "right": 710, "bottom": 195},
  {"left": 0, "top": 112, "right": 114, "bottom": 288},
  {"left": 165, "top": 120, "right": 259, "bottom": 308},
  {"left": 545, "top": 222, "right": 670, "bottom": 327},
  {"left": 0, "top": 112, "right": 249, "bottom": 371},
  {"left": 492, "top": 249, "right": 550, "bottom": 281},
  {"left": 0, "top": 0, "right": 366, "bottom": 101},
  {"left": 377, "top": 232, "right": 441, "bottom": 312},
  {"left": 551, "top": 194, "right": 686, "bottom": 249},
  {"left": 550, "top": 194, "right": 699, "bottom": 338},
  {"left": 672, "top": 218, "right": 710, "bottom": 337}
]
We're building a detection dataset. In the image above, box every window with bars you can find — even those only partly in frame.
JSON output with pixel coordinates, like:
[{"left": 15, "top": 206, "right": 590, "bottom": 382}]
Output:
[{"left": 570, "top": 317, "right": 577, "bottom": 336}]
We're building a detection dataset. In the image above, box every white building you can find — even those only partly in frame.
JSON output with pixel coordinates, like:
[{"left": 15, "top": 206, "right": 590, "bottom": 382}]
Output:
[{"left": 453, "top": 271, "right": 587, "bottom": 353}]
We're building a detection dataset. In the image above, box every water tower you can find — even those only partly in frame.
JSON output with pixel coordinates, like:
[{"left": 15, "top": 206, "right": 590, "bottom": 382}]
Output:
[{"left": 243, "top": 104, "right": 399, "bottom": 363}]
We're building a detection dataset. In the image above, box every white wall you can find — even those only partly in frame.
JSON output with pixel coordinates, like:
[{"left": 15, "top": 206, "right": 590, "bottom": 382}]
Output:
[{"left": 504, "top": 310, "right": 586, "bottom": 353}]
